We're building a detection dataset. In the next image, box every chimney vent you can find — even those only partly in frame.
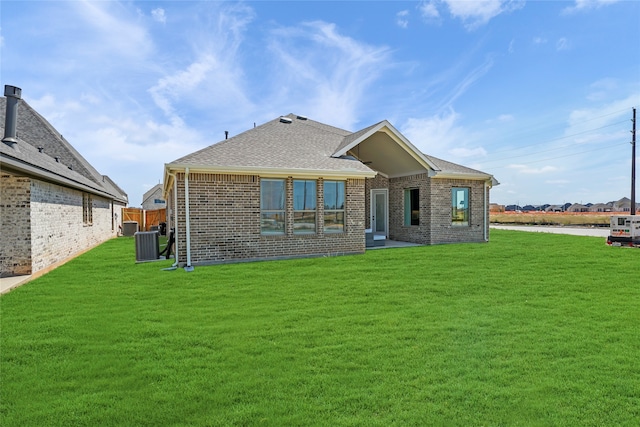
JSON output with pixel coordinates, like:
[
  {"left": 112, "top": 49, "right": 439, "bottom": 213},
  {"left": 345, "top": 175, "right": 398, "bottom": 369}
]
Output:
[{"left": 3, "top": 85, "right": 22, "bottom": 148}]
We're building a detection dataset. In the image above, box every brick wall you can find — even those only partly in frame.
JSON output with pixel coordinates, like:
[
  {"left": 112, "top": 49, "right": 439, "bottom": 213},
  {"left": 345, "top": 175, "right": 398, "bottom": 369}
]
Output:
[
  {"left": 30, "top": 180, "right": 121, "bottom": 273},
  {"left": 364, "top": 174, "right": 389, "bottom": 230},
  {"left": 388, "top": 173, "right": 432, "bottom": 244},
  {"left": 430, "top": 178, "right": 488, "bottom": 244},
  {"left": 0, "top": 174, "right": 32, "bottom": 276},
  {"left": 2, "top": 174, "right": 122, "bottom": 276},
  {"left": 364, "top": 173, "right": 489, "bottom": 245},
  {"left": 173, "top": 173, "right": 366, "bottom": 265}
]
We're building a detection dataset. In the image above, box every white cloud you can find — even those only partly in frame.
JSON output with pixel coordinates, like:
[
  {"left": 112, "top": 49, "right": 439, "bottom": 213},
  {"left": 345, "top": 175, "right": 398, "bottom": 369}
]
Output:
[
  {"left": 443, "top": 0, "right": 525, "bottom": 30},
  {"left": 486, "top": 113, "right": 515, "bottom": 124},
  {"left": 396, "top": 10, "right": 410, "bottom": 28},
  {"left": 147, "top": 3, "right": 256, "bottom": 127},
  {"left": 565, "top": 93, "right": 639, "bottom": 144},
  {"left": 440, "top": 55, "right": 494, "bottom": 109},
  {"left": 402, "top": 108, "right": 462, "bottom": 155},
  {"left": 419, "top": 1, "right": 440, "bottom": 20},
  {"left": 563, "top": 0, "right": 620, "bottom": 14},
  {"left": 149, "top": 55, "right": 216, "bottom": 126},
  {"left": 587, "top": 78, "right": 618, "bottom": 101},
  {"left": 267, "top": 21, "right": 392, "bottom": 129},
  {"left": 508, "top": 164, "right": 559, "bottom": 174},
  {"left": 533, "top": 37, "right": 547, "bottom": 45},
  {"left": 546, "top": 179, "right": 570, "bottom": 184},
  {"left": 74, "top": 1, "right": 153, "bottom": 59},
  {"left": 450, "top": 147, "right": 488, "bottom": 158},
  {"left": 556, "top": 37, "right": 570, "bottom": 51},
  {"left": 151, "top": 8, "right": 166, "bottom": 24}
]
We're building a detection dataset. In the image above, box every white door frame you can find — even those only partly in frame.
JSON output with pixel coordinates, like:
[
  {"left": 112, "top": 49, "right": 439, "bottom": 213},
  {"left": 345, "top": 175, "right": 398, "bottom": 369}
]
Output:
[{"left": 370, "top": 189, "right": 389, "bottom": 237}]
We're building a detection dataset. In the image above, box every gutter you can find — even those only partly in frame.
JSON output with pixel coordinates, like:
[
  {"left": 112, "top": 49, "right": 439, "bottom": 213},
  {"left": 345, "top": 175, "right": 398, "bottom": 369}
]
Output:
[
  {"left": 484, "top": 181, "right": 488, "bottom": 242},
  {"left": 432, "top": 171, "right": 495, "bottom": 182},
  {"left": 164, "top": 163, "right": 377, "bottom": 179},
  {"left": 184, "top": 167, "right": 194, "bottom": 272},
  {"left": 165, "top": 171, "right": 180, "bottom": 268}
]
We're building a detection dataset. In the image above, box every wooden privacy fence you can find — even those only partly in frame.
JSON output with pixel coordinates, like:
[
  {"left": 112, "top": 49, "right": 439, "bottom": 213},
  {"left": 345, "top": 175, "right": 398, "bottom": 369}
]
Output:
[
  {"left": 144, "top": 208, "right": 166, "bottom": 231},
  {"left": 122, "top": 208, "right": 166, "bottom": 232}
]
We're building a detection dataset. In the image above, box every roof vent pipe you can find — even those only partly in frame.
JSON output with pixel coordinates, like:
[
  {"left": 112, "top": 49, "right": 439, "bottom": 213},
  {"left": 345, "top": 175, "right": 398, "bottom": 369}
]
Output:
[
  {"left": 225, "top": 131, "right": 229, "bottom": 140},
  {"left": 3, "top": 85, "right": 22, "bottom": 148}
]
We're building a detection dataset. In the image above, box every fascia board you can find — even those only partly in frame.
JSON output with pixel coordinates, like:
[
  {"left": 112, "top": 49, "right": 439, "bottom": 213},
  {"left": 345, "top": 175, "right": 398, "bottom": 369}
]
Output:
[
  {"left": 433, "top": 171, "right": 498, "bottom": 186},
  {"left": 164, "top": 163, "right": 377, "bottom": 180},
  {"left": 1, "top": 154, "right": 122, "bottom": 201},
  {"left": 331, "top": 121, "right": 386, "bottom": 157}
]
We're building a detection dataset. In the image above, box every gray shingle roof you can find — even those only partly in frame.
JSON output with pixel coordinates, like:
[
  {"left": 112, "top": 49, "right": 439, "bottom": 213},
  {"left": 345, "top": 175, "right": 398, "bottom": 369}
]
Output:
[
  {"left": 1, "top": 97, "right": 127, "bottom": 203},
  {"left": 168, "top": 113, "right": 495, "bottom": 183},
  {"left": 424, "top": 154, "right": 491, "bottom": 177},
  {"left": 169, "top": 114, "right": 374, "bottom": 175}
]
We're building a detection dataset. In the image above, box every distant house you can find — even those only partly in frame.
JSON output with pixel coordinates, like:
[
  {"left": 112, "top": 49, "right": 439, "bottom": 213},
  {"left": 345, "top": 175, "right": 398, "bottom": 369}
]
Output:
[
  {"left": 0, "top": 85, "right": 128, "bottom": 277},
  {"left": 613, "top": 197, "right": 632, "bottom": 212},
  {"left": 141, "top": 184, "right": 165, "bottom": 210},
  {"left": 163, "top": 114, "right": 498, "bottom": 267},
  {"left": 567, "top": 203, "right": 589, "bottom": 213},
  {"left": 589, "top": 203, "right": 613, "bottom": 213},
  {"left": 489, "top": 203, "right": 505, "bottom": 213}
]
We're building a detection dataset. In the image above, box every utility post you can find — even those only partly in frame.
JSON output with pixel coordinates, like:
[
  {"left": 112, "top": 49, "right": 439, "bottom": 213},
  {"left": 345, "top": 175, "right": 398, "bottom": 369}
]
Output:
[{"left": 632, "top": 107, "right": 636, "bottom": 215}]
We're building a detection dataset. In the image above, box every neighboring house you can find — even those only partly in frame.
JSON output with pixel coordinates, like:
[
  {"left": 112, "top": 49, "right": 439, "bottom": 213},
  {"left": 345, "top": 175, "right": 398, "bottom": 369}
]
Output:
[
  {"left": 589, "top": 203, "right": 613, "bottom": 213},
  {"left": 612, "top": 197, "right": 632, "bottom": 212},
  {"left": 490, "top": 203, "right": 505, "bottom": 213},
  {"left": 141, "top": 183, "right": 166, "bottom": 210},
  {"left": 0, "top": 85, "right": 128, "bottom": 277},
  {"left": 567, "top": 203, "right": 589, "bottom": 213},
  {"left": 163, "top": 114, "right": 498, "bottom": 267}
]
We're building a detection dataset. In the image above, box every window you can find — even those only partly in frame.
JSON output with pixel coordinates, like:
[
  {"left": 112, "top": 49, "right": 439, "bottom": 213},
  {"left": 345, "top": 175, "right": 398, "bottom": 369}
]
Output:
[
  {"left": 404, "top": 188, "right": 420, "bottom": 226},
  {"left": 452, "top": 187, "right": 469, "bottom": 226},
  {"left": 293, "top": 180, "right": 316, "bottom": 234},
  {"left": 261, "top": 179, "right": 285, "bottom": 234},
  {"left": 324, "top": 180, "right": 345, "bottom": 233},
  {"left": 83, "top": 193, "right": 93, "bottom": 225}
]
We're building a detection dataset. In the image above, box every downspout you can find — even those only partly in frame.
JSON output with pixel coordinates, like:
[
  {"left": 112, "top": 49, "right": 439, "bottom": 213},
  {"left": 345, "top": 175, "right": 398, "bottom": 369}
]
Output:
[
  {"left": 484, "top": 181, "right": 488, "bottom": 242},
  {"left": 166, "top": 171, "right": 179, "bottom": 268},
  {"left": 184, "top": 167, "right": 194, "bottom": 272}
]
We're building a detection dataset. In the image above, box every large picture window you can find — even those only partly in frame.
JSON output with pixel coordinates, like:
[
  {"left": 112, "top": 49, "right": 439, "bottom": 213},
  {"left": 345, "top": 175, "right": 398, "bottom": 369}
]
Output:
[
  {"left": 324, "top": 180, "right": 345, "bottom": 233},
  {"left": 452, "top": 187, "right": 469, "bottom": 226},
  {"left": 261, "top": 179, "right": 285, "bottom": 234},
  {"left": 293, "top": 179, "right": 316, "bottom": 234},
  {"left": 404, "top": 188, "right": 419, "bottom": 226}
]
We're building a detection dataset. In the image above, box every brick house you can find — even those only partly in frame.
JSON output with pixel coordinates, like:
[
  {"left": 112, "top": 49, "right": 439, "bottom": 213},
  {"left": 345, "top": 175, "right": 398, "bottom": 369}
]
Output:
[
  {"left": 0, "top": 85, "right": 128, "bottom": 277},
  {"left": 163, "top": 114, "right": 498, "bottom": 267}
]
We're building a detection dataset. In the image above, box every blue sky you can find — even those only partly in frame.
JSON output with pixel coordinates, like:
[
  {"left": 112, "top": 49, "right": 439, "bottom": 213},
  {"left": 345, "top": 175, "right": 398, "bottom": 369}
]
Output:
[{"left": 2, "top": 0, "right": 638, "bottom": 207}]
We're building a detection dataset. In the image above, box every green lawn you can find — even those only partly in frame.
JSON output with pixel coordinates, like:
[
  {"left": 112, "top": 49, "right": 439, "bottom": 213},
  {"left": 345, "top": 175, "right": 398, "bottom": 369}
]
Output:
[{"left": 1, "top": 230, "right": 638, "bottom": 426}]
